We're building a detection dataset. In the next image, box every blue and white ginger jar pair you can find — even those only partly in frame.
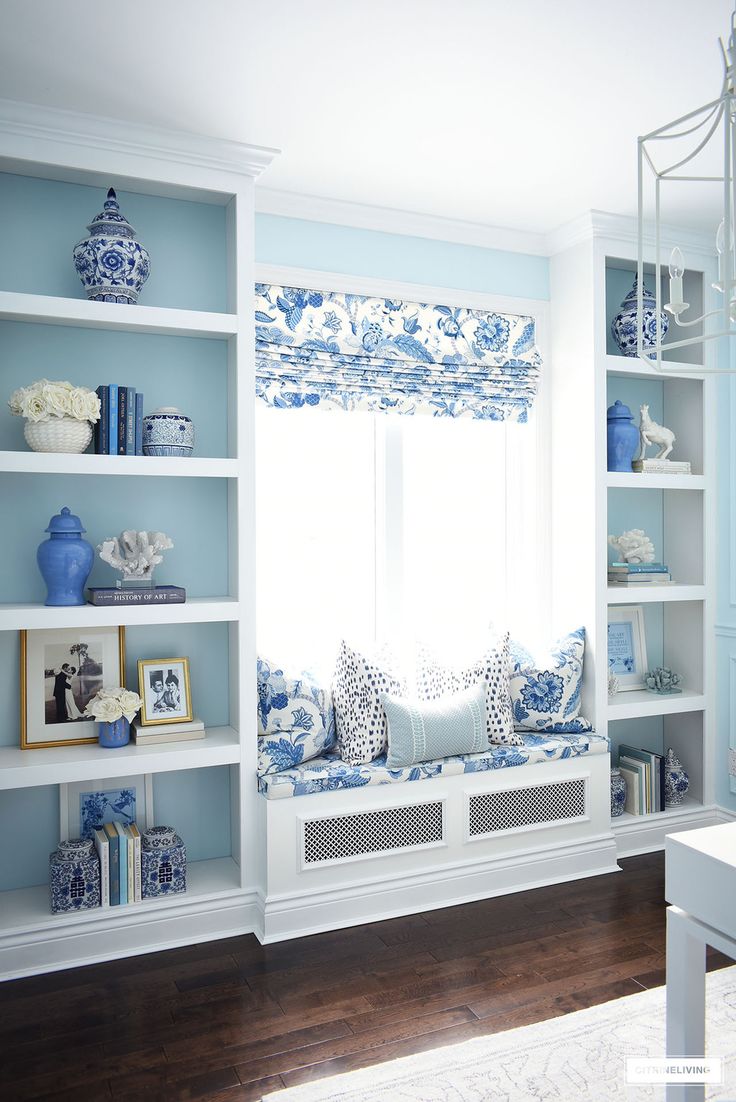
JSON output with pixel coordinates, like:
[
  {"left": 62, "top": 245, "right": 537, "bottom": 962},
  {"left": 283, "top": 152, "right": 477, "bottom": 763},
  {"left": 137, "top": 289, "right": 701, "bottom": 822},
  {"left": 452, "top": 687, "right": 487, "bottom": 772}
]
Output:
[
  {"left": 73, "top": 187, "right": 150, "bottom": 304},
  {"left": 611, "top": 277, "right": 669, "bottom": 358}
]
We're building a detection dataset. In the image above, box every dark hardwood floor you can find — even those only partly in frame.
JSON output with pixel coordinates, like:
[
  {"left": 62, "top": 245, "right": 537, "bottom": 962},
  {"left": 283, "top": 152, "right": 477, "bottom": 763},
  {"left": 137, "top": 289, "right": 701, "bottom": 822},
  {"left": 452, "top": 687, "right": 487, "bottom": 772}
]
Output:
[{"left": 1, "top": 852, "right": 732, "bottom": 1101}]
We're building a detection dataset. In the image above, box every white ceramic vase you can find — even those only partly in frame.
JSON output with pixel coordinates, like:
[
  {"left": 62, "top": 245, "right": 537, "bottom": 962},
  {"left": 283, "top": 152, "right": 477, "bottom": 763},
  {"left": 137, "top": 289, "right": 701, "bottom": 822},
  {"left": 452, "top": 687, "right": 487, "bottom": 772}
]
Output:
[{"left": 24, "top": 418, "right": 93, "bottom": 454}]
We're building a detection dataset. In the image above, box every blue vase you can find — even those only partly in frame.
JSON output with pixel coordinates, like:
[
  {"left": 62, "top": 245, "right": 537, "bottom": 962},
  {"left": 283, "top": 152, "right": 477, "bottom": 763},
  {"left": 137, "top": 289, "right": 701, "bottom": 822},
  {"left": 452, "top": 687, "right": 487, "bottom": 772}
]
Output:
[
  {"left": 98, "top": 717, "right": 130, "bottom": 748},
  {"left": 37, "top": 507, "right": 94, "bottom": 606},
  {"left": 73, "top": 187, "right": 151, "bottom": 304},
  {"left": 607, "top": 400, "right": 640, "bottom": 472},
  {"left": 611, "top": 276, "right": 669, "bottom": 358},
  {"left": 664, "top": 747, "right": 689, "bottom": 807},
  {"left": 610, "top": 767, "right": 627, "bottom": 817}
]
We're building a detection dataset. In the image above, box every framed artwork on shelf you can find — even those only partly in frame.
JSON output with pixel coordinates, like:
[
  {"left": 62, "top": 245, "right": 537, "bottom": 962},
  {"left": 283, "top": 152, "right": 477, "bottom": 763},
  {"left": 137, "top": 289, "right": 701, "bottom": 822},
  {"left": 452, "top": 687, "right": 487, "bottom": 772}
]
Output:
[
  {"left": 60, "top": 774, "right": 154, "bottom": 841},
  {"left": 137, "top": 657, "right": 193, "bottom": 726},
  {"left": 20, "top": 626, "right": 125, "bottom": 749},
  {"left": 607, "top": 606, "right": 648, "bottom": 691}
]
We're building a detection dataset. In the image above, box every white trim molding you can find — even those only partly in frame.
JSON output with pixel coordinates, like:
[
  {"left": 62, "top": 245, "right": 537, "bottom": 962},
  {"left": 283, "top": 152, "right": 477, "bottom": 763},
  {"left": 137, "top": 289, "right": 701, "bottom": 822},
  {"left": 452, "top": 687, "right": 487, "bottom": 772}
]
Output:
[{"left": 256, "top": 187, "right": 548, "bottom": 257}]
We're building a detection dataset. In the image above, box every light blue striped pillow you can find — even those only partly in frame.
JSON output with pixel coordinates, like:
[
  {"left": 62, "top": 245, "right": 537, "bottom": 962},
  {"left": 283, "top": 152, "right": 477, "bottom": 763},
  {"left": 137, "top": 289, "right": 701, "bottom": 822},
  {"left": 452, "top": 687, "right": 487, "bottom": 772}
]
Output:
[{"left": 381, "top": 682, "right": 488, "bottom": 768}]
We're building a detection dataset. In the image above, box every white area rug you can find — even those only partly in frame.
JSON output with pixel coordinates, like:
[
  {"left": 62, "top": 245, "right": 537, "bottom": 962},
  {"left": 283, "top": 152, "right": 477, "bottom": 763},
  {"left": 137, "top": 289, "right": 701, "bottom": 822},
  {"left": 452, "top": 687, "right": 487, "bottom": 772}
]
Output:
[{"left": 268, "top": 966, "right": 736, "bottom": 1101}]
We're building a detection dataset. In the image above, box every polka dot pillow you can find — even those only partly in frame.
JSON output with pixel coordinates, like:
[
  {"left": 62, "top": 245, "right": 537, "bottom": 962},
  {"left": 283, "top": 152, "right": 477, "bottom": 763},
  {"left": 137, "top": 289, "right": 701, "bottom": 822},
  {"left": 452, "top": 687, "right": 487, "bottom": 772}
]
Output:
[
  {"left": 508, "top": 627, "right": 592, "bottom": 733},
  {"left": 333, "top": 641, "right": 406, "bottom": 765},
  {"left": 416, "top": 633, "right": 519, "bottom": 747},
  {"left": 257, "top": 656, "right": 336, "bottom": 774}
]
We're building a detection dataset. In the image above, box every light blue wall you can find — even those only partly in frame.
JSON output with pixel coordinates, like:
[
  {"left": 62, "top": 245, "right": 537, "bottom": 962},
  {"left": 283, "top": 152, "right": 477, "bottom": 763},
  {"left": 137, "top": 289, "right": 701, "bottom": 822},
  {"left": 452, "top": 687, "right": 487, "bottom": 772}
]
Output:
[{"left": 255, "top": 214, "right": 550, "bottom": 301}]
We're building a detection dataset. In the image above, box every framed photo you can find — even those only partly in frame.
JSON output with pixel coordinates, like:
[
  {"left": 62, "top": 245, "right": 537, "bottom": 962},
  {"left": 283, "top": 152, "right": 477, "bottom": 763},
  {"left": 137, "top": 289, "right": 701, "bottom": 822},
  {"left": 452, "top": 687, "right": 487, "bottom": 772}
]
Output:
[
  {"left": 20, "top": 626, "right": 125, "bottom": 749},
  {"left": 60, "top": 774, "right": 154, "bottom": 841},
  {"left": 137, "top": 657, "right": 193, "bottom": 726},
  {"left": 607, "top": 606, "right": 648, "bottom": 691}
]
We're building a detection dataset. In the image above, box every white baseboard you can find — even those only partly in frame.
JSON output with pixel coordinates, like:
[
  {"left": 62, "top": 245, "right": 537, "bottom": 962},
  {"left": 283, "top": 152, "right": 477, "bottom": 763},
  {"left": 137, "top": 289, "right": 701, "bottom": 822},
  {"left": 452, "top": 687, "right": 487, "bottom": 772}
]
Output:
[
  {"left": 260, "top": 833, "right": 619, "bottom": 943},
  {"left": 715, "top": 804, "right": 736, "bottom": 822},
  {"left": 0, "top": 889, "right": 260, "bottom": 982},
  {"left": 612, "top": 805, "right": 721, "bottom": 858}
]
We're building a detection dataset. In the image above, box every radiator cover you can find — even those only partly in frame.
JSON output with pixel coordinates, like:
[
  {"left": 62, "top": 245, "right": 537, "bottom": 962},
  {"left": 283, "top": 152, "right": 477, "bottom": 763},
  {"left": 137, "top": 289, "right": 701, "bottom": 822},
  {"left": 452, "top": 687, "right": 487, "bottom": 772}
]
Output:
[
  {"left": 467, "top": 777, "right": 587, "bottom": 840},
  {"left": 302, "top": 799, "right": 444, "bottom": 868}
]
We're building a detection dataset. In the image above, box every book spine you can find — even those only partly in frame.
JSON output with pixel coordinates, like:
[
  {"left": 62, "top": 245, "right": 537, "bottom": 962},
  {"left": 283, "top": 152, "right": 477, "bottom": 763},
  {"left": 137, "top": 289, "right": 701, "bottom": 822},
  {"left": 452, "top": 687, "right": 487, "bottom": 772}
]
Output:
[
  {"left": 610, "top": 562, "right": 668, "bottom": 573},
  {"left": 108, "top": 385, "right": 118, "bottom": 456},
  {"left": 104, "top": 822, "right": 120, "bottom": 905},
  {"left": 93, "top": 828, "right": 110, "bottom": 908},
  {"left": 87, "top": 588, "right": 186, "bottom": 606},
  {"left": 114, "top": 822, "right": 128, "bottom": 905},
  {"left": 95, "top": 386, "right": 109, "bottom": 455},
  {"left": 123, "top": 826, "right": 134, "bottom": 903},
  {"left": 117, "top": 386, "right": 127, "bottom": 455},
  {"left": 125, "top": 387, "right": 136, "bottom": 455},
  {"left": 130, "top": 823, "right": 142, "bottom": 903},
  {"left": 135, "top": 393, "right": 144, "bottom": 456}
]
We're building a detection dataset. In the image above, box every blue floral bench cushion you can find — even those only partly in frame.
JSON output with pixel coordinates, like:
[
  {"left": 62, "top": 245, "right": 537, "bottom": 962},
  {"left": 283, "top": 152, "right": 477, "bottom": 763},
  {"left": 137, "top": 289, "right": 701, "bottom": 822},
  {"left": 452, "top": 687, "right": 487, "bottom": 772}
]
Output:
[{"left": 258, "top": 730, "right": 610, "bottom": 800}]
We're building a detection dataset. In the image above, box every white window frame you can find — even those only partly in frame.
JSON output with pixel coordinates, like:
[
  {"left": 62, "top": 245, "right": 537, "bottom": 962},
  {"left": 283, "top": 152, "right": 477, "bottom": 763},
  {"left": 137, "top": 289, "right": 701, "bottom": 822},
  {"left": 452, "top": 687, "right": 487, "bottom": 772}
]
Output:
[{"left": 255, "top": 262, "right": 553, "bottom": 642}]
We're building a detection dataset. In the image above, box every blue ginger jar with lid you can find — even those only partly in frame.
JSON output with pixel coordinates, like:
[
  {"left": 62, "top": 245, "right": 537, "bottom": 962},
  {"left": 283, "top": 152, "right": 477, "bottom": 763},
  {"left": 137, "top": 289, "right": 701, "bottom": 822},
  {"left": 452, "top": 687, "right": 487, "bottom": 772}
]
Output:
[
  {"left": 607, "top": 400, "right": 640, "bottom": 472},
  {"left": 664, "top": 747, "right": 689, "bottom": 808},
  {"left": 610, "top": 767, "right": 627, "bottom": 817},
  {"left": 37, "top": 506, "right": 94, "bottom": 606},
  {"left": 611, "top": 276, "right": 669, "bottom": 358},
  {"left": 73, "top": 187, "right": 151, "bottom": 304}
]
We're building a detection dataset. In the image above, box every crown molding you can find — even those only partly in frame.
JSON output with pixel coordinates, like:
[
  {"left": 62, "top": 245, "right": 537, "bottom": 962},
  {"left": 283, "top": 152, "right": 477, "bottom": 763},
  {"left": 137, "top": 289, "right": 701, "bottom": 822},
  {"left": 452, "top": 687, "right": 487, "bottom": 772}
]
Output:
[
  {"left": 0, "top": 99, "right": 279, "bottom": 182},
  {"left": 255, "top": 186, "right": 548, "bottom": 257},
  {"left": 547, "top": 209, "right": 716, "bottom": 258}
]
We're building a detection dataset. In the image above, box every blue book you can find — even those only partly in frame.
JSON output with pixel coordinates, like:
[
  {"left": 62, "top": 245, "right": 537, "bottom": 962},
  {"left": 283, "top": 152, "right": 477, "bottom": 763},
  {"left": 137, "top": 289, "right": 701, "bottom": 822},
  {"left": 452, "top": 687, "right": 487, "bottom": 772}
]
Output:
[
  {"left": 117, "top": 386, "right": 127, "bottom": 455},
  {"left": 125, "top": 387, "right": 136, "bottom": 455},
  {"left": 95, "top": 386, "right": 109, "bottom": 454},
  {"left": 104, "top": 822, "right": 120, "bottom": 905},
  {"left": 108, "top": 385, "right": 118, "bottom": 456},
  {"left": 610, "top": 562, "right": 669, "bottom": 573},
  {"left": 135, "top": 393, "right": 144, "bottom": 456},
  {"left": 114, "top": 822, "right": 128, "bottom": 905}
]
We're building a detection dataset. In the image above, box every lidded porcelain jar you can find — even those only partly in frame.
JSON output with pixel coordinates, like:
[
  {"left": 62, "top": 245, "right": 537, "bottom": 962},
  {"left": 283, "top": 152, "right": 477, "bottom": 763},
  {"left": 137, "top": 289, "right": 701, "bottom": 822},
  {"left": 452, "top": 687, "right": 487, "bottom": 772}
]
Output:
[
  {"left": 607, "top": 400, "right": 639, "bottom": 472},
  {"left": 36, "top": 506, "right": 94, "bottom": 606},
  {"left": 610, "top": 767, "right": 627, "bottom": 817},
  {"left": 73, "top": 187, "right": 151, "bottom": 304},
  {"left": 142, "top": 407, "right": 194, "bottom": 457},
  {"left": 664, "top": 747, "right": 689, "bottom": 807},
  {"left": 611, "top": 276, "right": 669, "bottom": 358},
  {"left": 141, "top": 826, "right": 187, "bottom": 898},
  {"left": 49, "top": 837, "right": 101, "bottom": 913}
]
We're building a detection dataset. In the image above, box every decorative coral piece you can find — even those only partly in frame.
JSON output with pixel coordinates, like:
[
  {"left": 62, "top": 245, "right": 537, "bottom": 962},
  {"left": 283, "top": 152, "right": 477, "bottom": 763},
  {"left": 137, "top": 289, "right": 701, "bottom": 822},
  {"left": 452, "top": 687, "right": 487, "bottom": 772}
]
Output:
[{"left": 98, "top": 530, "right": 173, "bottom": 580}]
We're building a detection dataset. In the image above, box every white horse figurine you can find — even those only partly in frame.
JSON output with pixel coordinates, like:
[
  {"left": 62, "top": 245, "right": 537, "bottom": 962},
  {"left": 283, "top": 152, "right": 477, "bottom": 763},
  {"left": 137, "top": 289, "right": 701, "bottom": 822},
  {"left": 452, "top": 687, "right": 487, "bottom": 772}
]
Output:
[{"left": 639, "top": 404, "right": 675, "bottom": 460}]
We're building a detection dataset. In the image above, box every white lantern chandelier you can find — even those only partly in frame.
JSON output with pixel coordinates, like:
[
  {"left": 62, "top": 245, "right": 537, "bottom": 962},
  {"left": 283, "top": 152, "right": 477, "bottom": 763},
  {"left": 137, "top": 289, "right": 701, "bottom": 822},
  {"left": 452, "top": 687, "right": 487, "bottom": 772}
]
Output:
[{"left": 637, "top": 6, "right": 736, "bottom": 371}]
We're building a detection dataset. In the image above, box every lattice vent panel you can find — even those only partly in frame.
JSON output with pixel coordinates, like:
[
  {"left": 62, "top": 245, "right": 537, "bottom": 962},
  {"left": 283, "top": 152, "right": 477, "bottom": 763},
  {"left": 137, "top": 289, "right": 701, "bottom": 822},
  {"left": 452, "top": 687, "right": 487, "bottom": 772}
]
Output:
[
  {"left": 303, "top": 800, "right": 443, "bottom": 865},
  {"left": 468, "top": 778, "right": 586, "bottom": 838}
]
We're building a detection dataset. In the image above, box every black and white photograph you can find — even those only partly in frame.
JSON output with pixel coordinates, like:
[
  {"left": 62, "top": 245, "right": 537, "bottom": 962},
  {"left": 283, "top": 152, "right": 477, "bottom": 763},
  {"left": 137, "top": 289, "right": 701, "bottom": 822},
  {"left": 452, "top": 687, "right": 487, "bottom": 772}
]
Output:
[
  {"left": 137, "top": 657, "right": 193, "bottom": 726},
  {"left": 21, "top": 627, "right": 125, "bottom": 749}
]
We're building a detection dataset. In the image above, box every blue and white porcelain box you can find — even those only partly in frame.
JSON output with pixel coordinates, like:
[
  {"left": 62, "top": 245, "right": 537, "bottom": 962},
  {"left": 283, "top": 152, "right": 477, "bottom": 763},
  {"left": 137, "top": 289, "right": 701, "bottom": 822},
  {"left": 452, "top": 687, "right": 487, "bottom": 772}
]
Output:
[
  {"left": 141, "top": 826, "right": 186, "bottom": 898},
  {"left": 49, "top": 837, "right": 101, "bottom": 914}
]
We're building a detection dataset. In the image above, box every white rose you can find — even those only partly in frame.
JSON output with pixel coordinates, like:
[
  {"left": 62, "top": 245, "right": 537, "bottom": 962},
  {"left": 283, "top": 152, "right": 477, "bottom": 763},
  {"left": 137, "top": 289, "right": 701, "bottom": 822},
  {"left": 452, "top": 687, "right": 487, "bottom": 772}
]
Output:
[
  {"left": 44, "top": 384, "right": 73, "bottom": 418},
  {"left": 83, "top": 391, "right": 101, "bottom": 422},
  {"left": 69, "top": 389, "right": 90, "bottom": 421},
  {"left": 8, "top": 388, "right": 26, "bottom": 416},
  {"left": 85, "top": 695, "right": 122, "bottom": 722},
  {"left": 118, "top": 689, "right": 143, "bottom": 721},
  {"left": 22, "top": 392, "right": 50, "bottom": 422}
]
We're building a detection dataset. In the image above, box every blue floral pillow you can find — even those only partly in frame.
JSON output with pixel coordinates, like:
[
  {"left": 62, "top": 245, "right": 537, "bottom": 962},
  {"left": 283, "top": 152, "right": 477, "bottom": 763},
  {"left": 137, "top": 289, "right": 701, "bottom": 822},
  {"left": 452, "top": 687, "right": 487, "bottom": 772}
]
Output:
[
  {"left": 508, "top": 628, "right": 592, "bottom": 733},
  {"left": 257, "top": 657, "right": 336, "bottom": 775}
]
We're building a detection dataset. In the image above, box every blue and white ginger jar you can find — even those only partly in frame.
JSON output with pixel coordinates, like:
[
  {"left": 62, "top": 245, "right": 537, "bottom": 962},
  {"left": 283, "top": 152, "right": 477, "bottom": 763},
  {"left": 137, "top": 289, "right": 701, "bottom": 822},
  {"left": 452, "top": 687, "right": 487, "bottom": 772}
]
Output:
[
  {"left": 141, "top": 826, "right": 186, "bottom": 898},
  {"left": 73, "top": 187, "right": 150, "bottom": 304},
  {"left": 611, "top": 277, "right": 669, "bottom": 358},
  {"left": 143, "top": 407, "right": 194, "bottom": 457},
  {"left": 49, "top": 837, "right": 101, "bottom": 913},
  {"left": 610, "top": 767, "right": 627, "bottom": 817},
  {"left": 664, "top": 747, "right": 689, "bottom": 807}
]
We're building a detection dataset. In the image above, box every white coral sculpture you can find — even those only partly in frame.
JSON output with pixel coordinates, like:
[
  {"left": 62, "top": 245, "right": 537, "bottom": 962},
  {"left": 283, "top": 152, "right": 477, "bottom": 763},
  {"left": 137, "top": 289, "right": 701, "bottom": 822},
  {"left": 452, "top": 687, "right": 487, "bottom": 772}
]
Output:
[
  {"left": 98, "top": 530, "right": 174, "bottom": 579},
  {"left": 607, "top": 529, "right": 655, "bottom": 564}
]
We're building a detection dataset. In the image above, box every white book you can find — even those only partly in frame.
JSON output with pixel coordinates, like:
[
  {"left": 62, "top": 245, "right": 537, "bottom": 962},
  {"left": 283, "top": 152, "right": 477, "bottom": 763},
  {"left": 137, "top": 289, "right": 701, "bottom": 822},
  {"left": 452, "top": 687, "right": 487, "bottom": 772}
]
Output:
[
  {"left": 619, "top": 765, "right": 641, "bottom": 816},
  {"left": 128, "top": 823, "right": 142, "bottom": 903},
  {"left": 92, "top": 827, "right": 110, "bottom": 908},
  {"left": 132, "top": 718, "right": 205, "bottom": 743}
]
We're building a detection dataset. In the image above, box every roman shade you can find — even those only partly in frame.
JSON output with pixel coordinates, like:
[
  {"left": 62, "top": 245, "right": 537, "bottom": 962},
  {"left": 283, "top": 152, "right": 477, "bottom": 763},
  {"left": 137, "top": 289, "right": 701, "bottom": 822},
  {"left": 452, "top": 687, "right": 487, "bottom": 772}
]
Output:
[{"left": 255, "top": 283, "right": 542, "bottom": 421}]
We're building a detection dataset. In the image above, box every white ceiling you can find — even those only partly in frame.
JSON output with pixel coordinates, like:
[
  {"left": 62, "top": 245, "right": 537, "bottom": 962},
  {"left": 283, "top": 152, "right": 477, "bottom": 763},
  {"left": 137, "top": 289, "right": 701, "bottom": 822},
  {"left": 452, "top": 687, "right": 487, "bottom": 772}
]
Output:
[{"left": 1, "top": 0, "right": 734, "bottom": 239}]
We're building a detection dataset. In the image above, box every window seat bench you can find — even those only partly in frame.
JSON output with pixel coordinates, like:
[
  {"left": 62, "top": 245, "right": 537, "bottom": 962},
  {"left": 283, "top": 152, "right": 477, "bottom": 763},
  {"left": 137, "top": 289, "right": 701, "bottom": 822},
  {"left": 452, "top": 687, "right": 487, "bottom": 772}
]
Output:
[
  {"left": 258, "top": 730, "right": 610, "bottom": 800},
  {"left": 256, "top": 729, "right": 618, "bottom": 943}
]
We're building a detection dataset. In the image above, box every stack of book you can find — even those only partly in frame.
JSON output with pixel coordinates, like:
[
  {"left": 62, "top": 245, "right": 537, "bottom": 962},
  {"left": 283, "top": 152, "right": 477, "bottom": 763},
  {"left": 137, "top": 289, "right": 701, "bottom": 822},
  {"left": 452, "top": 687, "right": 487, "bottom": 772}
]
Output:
[
  {"left": 95, "top": 385, "right": 144, "bottom": 455},
  {"left": 132, "top": 718, "right": 205, "bottom": 745},
  {"left": 608, "top": 562, "right": 672, "bottom": 586},
  {"left": 92, "top": 821, "right": 142, "bottom": 907},
  {"left": 632, "top": 458, "right": 692, "bottom": 474},
  {"left": 618, "top": 744, "right": 665, "bottom": 815}
]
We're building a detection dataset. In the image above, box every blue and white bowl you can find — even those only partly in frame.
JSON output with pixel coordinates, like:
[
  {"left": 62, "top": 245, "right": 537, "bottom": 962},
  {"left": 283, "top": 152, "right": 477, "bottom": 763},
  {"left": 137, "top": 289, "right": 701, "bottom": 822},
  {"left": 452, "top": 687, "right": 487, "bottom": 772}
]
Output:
[{"left": 142, "top": 407, "right": 194, "bottom": 457}]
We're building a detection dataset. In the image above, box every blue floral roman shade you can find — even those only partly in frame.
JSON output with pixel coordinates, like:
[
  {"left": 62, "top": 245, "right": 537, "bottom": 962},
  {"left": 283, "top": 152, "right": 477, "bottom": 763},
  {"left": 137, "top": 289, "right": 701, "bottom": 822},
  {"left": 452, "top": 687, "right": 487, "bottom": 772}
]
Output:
[{"left": 255, "top": 283, "right": 542, "bottom": 421}]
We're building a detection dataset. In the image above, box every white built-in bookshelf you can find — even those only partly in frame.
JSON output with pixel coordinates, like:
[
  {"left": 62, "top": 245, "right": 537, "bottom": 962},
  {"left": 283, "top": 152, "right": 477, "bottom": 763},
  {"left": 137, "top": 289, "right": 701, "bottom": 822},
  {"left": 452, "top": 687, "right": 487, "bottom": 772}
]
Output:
[
  {"left": 549, "top": 213, "right": 719, "bottom": 857},
  {"left": 0, "top": 99, "right": 276, "bottom": 978}
]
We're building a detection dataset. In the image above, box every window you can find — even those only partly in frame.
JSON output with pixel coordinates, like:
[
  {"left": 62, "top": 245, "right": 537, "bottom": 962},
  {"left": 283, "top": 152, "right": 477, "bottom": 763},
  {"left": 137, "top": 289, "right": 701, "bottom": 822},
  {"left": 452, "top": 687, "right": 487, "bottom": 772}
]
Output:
[{"left": 255, "top": 403, "right": 547, "bottom": 668}]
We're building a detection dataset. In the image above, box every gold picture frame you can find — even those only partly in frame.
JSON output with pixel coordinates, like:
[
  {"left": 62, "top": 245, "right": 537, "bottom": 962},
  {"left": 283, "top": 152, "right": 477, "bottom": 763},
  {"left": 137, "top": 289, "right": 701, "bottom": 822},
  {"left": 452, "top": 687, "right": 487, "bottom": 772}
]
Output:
[
  {"left": 137, "top": 657, "right": 193, "bottom": 725},
  {"left": 21, "top": 626, "right": 126, "bottom": 749}
]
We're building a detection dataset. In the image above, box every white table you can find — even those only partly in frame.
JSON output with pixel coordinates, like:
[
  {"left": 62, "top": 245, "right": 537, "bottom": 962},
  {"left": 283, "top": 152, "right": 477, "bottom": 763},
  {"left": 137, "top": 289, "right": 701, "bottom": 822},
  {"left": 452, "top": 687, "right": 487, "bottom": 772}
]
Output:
[{"left": 665, "top": 823, "right": 736, "bottom": 1102}]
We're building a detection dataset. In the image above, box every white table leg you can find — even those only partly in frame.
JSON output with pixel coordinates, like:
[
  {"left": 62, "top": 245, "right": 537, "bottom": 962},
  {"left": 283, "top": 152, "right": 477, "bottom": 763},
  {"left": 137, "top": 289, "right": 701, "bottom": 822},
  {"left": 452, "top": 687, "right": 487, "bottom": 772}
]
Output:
[{"left": 666, "top": 906, "right": 706, "bottom": 1102}]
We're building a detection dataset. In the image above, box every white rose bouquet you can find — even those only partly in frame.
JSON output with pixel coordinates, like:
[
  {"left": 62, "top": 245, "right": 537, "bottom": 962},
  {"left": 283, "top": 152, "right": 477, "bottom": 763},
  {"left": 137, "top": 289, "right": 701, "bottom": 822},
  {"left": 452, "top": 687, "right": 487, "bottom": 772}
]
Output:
[
  {"left": 84, "top": 687, "right": 143, "bottom": 723},
  {"left": 8, "top": 379, "right": 101, "bottom": 424}
]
